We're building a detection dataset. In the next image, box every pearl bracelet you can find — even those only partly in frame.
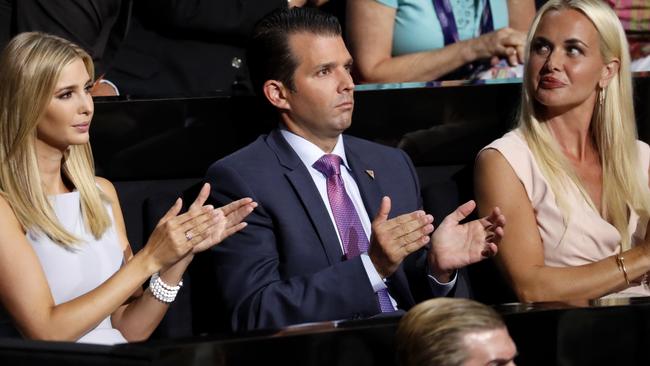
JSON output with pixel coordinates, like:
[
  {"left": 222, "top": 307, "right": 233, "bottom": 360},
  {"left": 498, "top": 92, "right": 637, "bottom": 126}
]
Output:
[{"left": 149, "top": 272, "right": 183, "bottom": 303}]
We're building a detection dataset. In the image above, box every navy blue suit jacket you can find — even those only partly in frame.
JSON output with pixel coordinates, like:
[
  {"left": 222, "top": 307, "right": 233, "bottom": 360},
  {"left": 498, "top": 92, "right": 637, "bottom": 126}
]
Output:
[{"left": 206, "top": 129, "right": 455, "bottom": 332}]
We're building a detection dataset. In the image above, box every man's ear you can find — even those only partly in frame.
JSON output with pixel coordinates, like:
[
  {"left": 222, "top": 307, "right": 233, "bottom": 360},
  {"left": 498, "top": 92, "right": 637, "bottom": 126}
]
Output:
[
  {"left": 263, "top": 80, "right": 291, "bottom": 110},
  {"left": 599, "top": 58, "right": 620, "bottom": 88}
]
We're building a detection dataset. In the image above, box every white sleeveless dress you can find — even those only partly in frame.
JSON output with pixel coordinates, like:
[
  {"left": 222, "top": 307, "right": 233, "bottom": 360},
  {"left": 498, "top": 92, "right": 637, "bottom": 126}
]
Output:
[{"left": 26, "top": 191, "right": 127, "bottom": 344}]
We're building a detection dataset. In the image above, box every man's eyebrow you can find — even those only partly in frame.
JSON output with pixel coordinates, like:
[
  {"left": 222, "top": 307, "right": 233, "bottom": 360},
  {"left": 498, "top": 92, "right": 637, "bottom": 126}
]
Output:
[
  {"left": 487, "top": 351, "right": 518, "bottom": 365},
  {"left": 313, "top": 62, "right": 336, "bottom": 71},
  {"left": 487, "top": 359, "right": 512, "bottom": 366}
]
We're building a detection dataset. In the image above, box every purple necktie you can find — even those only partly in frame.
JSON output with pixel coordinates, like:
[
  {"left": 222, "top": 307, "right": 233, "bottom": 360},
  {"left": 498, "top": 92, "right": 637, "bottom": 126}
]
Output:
[{"left": 313, "top": 154, "right": 394, "bottom": 313}]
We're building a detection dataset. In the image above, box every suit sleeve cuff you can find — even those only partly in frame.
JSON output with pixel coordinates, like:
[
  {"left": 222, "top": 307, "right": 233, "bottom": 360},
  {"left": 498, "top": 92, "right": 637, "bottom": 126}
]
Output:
[
  {"left": 98, "top": 78, "right": 120, "bottom": 95},
  {"left": 361, "top": 253, "right": 388, "bottom": 292},
  {"left": 427, "top": 266, "right": 457, "bottom": 297}
]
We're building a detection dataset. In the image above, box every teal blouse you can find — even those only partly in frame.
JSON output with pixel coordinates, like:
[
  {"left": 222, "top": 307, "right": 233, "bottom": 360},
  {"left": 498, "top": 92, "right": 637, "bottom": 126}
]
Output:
[{"left": 375, "top": 0, "right": 509, "bottom": 56}]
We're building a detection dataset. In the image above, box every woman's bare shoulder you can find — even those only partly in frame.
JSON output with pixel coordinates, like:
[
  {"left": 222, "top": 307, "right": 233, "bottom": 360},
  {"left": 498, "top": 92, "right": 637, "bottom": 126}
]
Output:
[{"left": 94, "top": 177, "right": 119, "bottom": 201}]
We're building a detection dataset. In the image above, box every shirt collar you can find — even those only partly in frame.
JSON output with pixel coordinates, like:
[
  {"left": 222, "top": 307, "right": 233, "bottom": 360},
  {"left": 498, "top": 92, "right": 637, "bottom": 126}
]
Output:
[{"left": 279, "top": 128, "right": 351, "bottom": 172}]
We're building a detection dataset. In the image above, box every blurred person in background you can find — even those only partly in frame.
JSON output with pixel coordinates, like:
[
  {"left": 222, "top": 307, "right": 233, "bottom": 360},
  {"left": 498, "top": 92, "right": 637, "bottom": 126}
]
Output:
[
  {"left": 106, "top": 0, "right": 329, "bottom": 97},
  {"left": 606, "top": 0, "right": 650, "bottom": 71},
  {"left": 396, "top": 298, "right": 517, "bottom": 366},
  {"left": 346, "top": 0, "right": 535, "bottom": 83}
]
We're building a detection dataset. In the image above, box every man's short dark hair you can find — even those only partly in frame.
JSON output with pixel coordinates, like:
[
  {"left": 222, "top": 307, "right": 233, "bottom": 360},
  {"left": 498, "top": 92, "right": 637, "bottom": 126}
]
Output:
[{"left": 247, "top": 7, "right": 341, "bottom": 95}]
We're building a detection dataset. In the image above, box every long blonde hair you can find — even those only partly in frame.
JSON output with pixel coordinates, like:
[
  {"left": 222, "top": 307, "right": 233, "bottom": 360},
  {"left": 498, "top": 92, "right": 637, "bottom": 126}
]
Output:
[
  {"left": 0, "top": 32, "right": 111, "bottom": 246},
  {"left": 518, "top": 0, "right": 650, "bottom": 250}
]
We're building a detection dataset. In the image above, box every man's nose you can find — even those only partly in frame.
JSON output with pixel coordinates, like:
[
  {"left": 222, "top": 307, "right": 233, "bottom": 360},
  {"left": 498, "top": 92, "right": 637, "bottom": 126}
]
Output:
[{"left": 338, "top": 68, "right": 355, "bottom": 93}]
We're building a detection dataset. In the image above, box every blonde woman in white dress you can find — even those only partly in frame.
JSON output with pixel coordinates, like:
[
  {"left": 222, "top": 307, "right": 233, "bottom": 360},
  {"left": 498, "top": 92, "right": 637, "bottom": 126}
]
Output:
[{"left": 0, "top": 32, "right": 256, "bottom": 344}]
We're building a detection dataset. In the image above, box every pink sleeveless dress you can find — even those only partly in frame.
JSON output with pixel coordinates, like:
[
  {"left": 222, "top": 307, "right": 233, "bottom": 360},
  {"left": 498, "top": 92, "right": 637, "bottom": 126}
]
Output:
[{"left": 483, "top": 129, "right": 650, "bottom": 298}]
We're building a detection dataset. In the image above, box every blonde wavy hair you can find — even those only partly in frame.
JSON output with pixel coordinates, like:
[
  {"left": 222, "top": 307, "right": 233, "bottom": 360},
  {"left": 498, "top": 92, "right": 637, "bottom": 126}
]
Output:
[
  {"left": 0, "top": 32, "right": 111, "bottom": 246},
  {"left": 518, "top": 0, "right": 650, "bottom": 251},
  {"left": 396, "top": 298, "right": 506, "bottom": 366}
]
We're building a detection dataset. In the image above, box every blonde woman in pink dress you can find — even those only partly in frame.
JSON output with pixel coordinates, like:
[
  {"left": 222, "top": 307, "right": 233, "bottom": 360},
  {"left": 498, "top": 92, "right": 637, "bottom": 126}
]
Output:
[{"left": 475, "top": 0, "right": 650, "bottom": 302}]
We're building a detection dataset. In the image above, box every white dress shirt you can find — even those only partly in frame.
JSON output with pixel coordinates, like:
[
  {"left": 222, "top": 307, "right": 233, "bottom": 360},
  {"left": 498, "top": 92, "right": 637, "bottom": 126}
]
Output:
[{"left": 280, "top": 129, "right": 455, "bottom": 309}]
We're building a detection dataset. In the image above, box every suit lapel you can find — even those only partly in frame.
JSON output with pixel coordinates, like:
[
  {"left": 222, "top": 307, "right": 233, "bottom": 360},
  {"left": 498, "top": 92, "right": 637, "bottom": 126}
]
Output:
[
  {"left": 267, "top": 130, "right": 343, "bottom": 264},
  {"left": 344, "top": 138, "right": 382, "bottom": 219}
]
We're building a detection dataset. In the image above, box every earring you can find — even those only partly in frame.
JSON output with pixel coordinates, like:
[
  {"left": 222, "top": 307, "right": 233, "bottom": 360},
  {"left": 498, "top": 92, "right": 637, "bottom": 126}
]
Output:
[{"left": 598, "top": 87, "right": 606, "bottom": 107}]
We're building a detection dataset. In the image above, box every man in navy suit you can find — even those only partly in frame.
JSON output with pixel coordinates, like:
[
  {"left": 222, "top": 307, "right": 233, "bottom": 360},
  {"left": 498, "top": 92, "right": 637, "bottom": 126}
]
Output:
[{"left": 206, "top": 8, "right": 505, "bottom": 332}]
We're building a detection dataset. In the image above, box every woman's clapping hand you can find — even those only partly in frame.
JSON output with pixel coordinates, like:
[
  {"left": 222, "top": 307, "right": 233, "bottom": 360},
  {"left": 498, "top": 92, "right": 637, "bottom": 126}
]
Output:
[{"left": 141, "top": 183, "right": 256, "bottom": 271}]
